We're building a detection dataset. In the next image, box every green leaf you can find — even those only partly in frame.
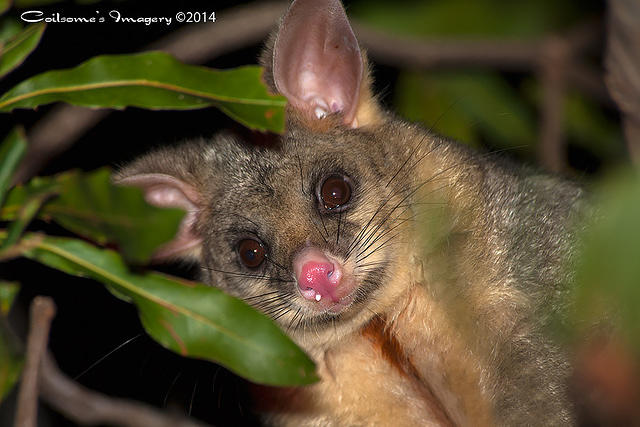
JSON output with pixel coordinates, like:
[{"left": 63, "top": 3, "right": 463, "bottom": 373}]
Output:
[
  {"left": 563, "top": 171, "right": 640, "bottom": 355},
  {"left": 20, "top": 236, "right": 317, "bottom": 386},
  {"left": 395, "top": 71, "right": 536, "bottom": 154},
  {"left": 0, "top": 191, "right": 50, "bottom": 253},
  {"left": 0, "top": 281, "right": 22, "bottom": 404},
  {"left": 0, "top": 23, "right": 45, "bottom": 79},
  {"left": 1, "top": 173, "right": 59, "bottom": 218},
  {"left": 0, "top": 127, "right": 27, "bottom": 208},
  {"left": 0, "top": 281, "right": 19, "bottom": 316},
  {"left": 2, "top": 168, "right": 184, "bottom": 264},
  {"left": 0, "top": 323, "right": 22, "bottom": 403},
  {"left": 0, "top": 52, "right": 287, "bottom": 132}
]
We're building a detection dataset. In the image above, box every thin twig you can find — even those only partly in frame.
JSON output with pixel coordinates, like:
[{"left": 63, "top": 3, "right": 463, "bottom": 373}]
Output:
[
  {"left": 146, "top": 1, "right": 288, "bottom": 64},
  {"left": 355, "top": 24, "right": 544, "bottom": 70},
  {"left": 352, "top": 17, "right": 601, "bottom": 70},
  {"left": 623, "top": 119, "right": 640, "bottom": 163},
  {"left": 605, "top": 0, "right": 640, "bottom": 164},
  {"left": 39, "top": 353, "right": 209, "bottom": 427},
  {"left": 537, "top": 36, "right": 570, "bottom": 172},
  {"left": 356, "top": 21, "right": 611, "bottom": 108},
  {"left": 14, "top": 296, "right": 56, "bottom": 427},
  {"left": 355, "top": 19, "right": 603, "bottom": 172},
  {"left": 16, "top": 296, "right": 210, "bottom": 427}
]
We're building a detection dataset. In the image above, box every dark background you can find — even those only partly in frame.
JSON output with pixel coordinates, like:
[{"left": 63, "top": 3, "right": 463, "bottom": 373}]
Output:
[{"left": 0, "top": 0, "right": 617, "bottom": 425}]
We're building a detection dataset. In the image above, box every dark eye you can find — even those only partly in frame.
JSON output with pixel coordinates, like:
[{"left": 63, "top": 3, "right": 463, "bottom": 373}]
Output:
[
  {"left": 237, "top": 239, "right": 266, "bottom": 268},
  {"left": 320, "top": 175, "right": 352, "bottom": 210}
]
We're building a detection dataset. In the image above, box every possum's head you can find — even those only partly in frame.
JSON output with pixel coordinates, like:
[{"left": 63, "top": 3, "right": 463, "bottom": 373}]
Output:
[{"left": 117, "top": 0, "right": 424, "bottom": 348}]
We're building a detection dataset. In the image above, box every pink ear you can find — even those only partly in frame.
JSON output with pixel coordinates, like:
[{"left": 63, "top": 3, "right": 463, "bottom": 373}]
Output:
[
  {"left": 273, "top": 0, "right": 363, "bottom": 127},
  {"left": 117, "top": 173, "right": 203, "bottom": 261}
]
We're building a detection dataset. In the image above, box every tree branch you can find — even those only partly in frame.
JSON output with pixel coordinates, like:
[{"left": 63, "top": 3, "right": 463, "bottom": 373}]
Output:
[
  {"left": 537, "top": 36, "right": 570, "bottom": 173},
  {"left": 354, "top": 24, "right": 542, "bottom": 69},
  {"left": 146, "top": 1, "right": 287, "bottom": 64},
  {"left": 13, "top": 296, "right": 56, "bottom": 427},
  {"left": 13, "top": 296, "right": 211, "bottom": 426},
  {"left": 605, "top": 0, "right": 640, "bottom": 163},
  {"left": 353, "top": 20, "right": 602, "bottom": 171},
  {"left": 39, "top": 353, "right": 209, "bottom": 427}
]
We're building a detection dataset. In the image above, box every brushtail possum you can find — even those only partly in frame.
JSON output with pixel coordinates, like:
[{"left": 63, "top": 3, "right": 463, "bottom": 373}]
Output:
[{"left": 116, "top": 0, "right": 584, "bottom": 425}]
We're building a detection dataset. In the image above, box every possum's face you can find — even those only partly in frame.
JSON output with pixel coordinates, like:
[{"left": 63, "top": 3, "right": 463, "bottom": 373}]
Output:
[
  {"left": 117, "top": 118, "right": 418, "bottom": 339},
  {"left": 116, "top": 0, "right": 421, "bottom": 342},
  {"left": 200, "top": 125, "right": 412, "bottom": 331}
]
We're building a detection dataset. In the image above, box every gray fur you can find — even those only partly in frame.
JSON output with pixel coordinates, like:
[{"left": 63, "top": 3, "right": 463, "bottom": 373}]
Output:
[
  {"left": 117, "top": 0, "right": 586, "bottom": 423},
  {"left": 118, "top": 115, "right": 584, "bottom": 425}
]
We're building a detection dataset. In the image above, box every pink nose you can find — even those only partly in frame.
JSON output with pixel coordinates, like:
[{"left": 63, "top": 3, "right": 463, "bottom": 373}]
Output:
[
  {"left": 299, "top": 261, "right": 336, "bottom": 301},
  {"left": 294, "top": 248, "right": 342, "bottom": 302}
]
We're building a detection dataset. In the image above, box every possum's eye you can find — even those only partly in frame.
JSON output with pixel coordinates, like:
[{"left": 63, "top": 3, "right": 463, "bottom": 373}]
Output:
[
  {"left": 237, "top": 239, "right": 266, "bottom": 268},
  {"left": 319, "top": 175, "right": 352, "bottom": 210}
]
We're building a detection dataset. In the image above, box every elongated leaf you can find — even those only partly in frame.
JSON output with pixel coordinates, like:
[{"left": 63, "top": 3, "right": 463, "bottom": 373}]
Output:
[
  {"left": 0, "top": 323, "right": 22, "bottom": 403},
  {"left": 0, "top": 127, "right": 27, "bottom": 207},
  {"left": 0, "top": 281, "right": 22, "bottom": 404},
  {"left": 0, "top": 52, "right": 286, "bottom": 132},
  {"left": 2, "top": 168, "right": 184, "bottom": 264},
  {"left": 0, "top": 281, "right": 19, "bottom": 316},
  {"left": 1, "top": 173, "right": 60, "bottom": 218},
  {"left": 19, "top": 235, "right": 317, "bottom": 386},
  {"left": 0, "top": 191, "right": 50, "bottom": 252},
  {"left": 0, "top": 23, "right": 45, "bottom": 79}
]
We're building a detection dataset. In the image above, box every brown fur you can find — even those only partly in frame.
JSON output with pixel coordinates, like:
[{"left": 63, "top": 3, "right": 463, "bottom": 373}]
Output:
[
  {"left": 118, "top": 109, "right": 580, "bottom": 427},
  {"left": 117, "top": 1, "right": 584, "bottom": 425}
]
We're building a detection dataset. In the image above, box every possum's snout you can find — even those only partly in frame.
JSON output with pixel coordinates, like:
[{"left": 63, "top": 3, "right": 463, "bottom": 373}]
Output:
[{"left": 293, "top": 247, "right": 356, "bottom": 312}]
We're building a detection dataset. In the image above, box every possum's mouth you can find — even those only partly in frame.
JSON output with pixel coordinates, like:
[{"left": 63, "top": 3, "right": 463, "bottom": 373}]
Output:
[
  {"left": 310, "top": 284, "right": 357, "bottom": 315},
  {"left": 295, "top": 271, "right": 359, "bottom": 315},
  {"left": 300, "top": 266, "right": 386, "bottom": 326}
]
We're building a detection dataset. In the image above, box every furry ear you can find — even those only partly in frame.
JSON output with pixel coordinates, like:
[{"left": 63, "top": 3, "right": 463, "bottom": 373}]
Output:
[
  {"left": 269, "top": 0, "right": 370, "bottom": 128},
  {"left": 114, "top": 144, "right": 207, "bottom": 261}
]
